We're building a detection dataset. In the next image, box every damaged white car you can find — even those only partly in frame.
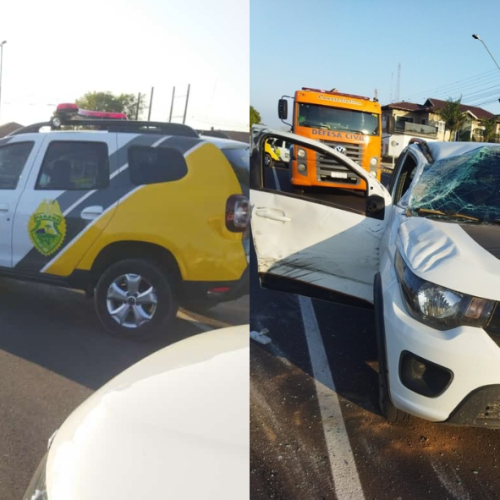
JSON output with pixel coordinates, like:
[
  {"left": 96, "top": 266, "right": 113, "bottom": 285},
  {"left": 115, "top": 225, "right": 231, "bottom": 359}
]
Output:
[
  {"left": 23, "top": 325, "right": 249, "bottom": 499},
  {"left": 251, "top": 126, "right": 500, "bottom": 427}
]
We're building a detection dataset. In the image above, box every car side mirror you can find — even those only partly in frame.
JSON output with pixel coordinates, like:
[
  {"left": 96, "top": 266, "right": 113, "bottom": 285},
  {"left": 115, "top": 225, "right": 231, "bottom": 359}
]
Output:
[
  {"left": 278, "top": 99, "right": 288, "bottom": 120},
  {"left": 366, "top": 194, "right": 385, "bottom": 220}
]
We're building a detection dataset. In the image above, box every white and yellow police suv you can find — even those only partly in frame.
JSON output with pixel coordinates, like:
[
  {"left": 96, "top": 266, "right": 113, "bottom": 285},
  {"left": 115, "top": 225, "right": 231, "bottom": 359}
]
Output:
[{"left": 0, "top": 104, "right": 249, "bottom": 340}]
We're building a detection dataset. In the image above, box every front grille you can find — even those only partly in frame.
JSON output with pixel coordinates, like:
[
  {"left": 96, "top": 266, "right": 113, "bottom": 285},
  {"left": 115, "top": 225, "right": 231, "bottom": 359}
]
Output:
[
  {"left": 484, "top": 303, "right": 500, "bottom": 347},
  {"left": 316, "top": 140, "right": 363, "bottom": 185}
]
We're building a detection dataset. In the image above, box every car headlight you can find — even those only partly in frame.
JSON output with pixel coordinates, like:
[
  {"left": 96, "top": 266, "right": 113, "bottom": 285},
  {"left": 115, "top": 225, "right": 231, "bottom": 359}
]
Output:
[
  {"left": 395, "top": 251, "right": 495, "bottom": 330},
  {"left": 23, "top": 453, "right": 48, "bottom": 500},
  {"left": 297, "top": 148, "right": 306, "bottom": 158}
]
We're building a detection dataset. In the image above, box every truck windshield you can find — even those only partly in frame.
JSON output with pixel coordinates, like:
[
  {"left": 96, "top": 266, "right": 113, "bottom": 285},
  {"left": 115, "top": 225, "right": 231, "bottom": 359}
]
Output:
[
  {"left": 407, "top": 146, "right": 500, "bottom": 224},
  {"left": 297, "top": 103, "right": 379, "bottom": 136}
]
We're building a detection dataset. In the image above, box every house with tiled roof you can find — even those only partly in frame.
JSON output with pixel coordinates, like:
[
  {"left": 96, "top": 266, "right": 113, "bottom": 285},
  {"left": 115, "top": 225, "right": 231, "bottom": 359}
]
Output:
[
  {"left": 381, "top": 98, "right": 499, "bottom": 158},
  {"left": 0, "top": 122, "right": 23, "bottom": 137}
]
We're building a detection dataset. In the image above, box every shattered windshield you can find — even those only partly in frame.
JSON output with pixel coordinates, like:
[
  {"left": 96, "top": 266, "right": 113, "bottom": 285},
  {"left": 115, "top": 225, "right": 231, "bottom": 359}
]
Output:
[{"left": 407, "top": 146, "right": 500, "bottom": 224}]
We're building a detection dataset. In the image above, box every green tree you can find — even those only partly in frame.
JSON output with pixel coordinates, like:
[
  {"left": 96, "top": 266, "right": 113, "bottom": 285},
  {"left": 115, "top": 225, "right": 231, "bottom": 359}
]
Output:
[
  {"left": 250, "top": 106, "right": 262, "bottom": 127},
  {"left": 437, "top": 98, "right": 468, "bottom": 141},
  {"left": 76, "top": 91, "right": 146, "bottom": 120},
  {"left": 481, "top": 116, "right": 498, "bottom": 142}
]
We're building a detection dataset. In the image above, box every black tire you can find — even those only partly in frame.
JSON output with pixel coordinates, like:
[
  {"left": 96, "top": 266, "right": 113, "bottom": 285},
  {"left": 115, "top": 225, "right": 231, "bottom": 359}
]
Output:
[
  {"left": 378, "top": 367, "right": 411, "bottom": 423},
  {"left": 95, "top": 259, "right": 178, "bottom": 341},
  {"left": 264, "top": 153, "right": 274, "bottom": 168},
  {"left": 374, "top": 272, "right": 411, "bottom": 423}
]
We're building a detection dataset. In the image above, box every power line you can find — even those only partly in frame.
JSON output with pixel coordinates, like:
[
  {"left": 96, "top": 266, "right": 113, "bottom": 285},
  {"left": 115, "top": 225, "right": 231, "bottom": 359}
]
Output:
[{"left": 401, "top": 69, "right": 498, "bottom": 102}]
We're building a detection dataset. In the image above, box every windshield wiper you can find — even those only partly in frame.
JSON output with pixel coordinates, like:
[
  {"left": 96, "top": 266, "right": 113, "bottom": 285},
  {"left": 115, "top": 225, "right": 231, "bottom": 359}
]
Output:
[{"left": 413, "top": 208, "right": 481, "bottom": 222}]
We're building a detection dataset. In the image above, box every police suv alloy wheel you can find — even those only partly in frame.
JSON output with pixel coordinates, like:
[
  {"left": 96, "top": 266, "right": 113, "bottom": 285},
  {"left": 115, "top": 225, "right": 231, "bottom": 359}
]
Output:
[{"left": 95, "top": 259, "right": 178, "bottom": 341}]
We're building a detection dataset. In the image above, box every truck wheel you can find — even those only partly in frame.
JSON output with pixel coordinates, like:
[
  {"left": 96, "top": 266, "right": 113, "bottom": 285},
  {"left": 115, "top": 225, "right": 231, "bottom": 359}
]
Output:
[
  {"left": 95, "top": 259, "right": 178, "bottom": 341},
  {"left": 264, "top": 153, "right": 274, "bottom": 167}
]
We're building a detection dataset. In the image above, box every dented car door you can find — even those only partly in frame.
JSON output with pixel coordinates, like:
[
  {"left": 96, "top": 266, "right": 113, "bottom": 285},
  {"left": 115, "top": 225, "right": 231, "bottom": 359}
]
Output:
[{"left": 251, "top": 127, "right": 392, "bottom": 304}]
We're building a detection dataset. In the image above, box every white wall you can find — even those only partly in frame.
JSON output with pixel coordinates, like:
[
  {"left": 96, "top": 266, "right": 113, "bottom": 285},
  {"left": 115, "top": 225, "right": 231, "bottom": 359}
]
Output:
[{"left": 383, "top": 133, "right": 437, "bottom": 159}]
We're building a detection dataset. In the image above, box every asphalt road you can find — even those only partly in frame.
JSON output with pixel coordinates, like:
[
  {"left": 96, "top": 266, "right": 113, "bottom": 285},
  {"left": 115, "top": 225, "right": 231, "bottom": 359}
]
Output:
[
  {"left": 250, "top": 166, "right": 500, "bottom": 500},
  {"left": 0, "top": 277, "right": 248, "bottom": 500}
]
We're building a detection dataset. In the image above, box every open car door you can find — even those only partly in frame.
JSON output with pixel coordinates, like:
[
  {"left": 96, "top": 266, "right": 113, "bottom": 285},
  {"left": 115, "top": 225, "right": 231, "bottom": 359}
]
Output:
[{"left": 250, "top": 127, "right": 392, "bottom": 306}]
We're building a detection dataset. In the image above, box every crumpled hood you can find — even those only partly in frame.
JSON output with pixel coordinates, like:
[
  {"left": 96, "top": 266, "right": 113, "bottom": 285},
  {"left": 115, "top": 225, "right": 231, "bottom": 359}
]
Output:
[
  {"left": 398, "top": 216, "right": 500, "bottom": 301},
  {"left": 45, "top": 326, "right": 249, "bottom": 500}
]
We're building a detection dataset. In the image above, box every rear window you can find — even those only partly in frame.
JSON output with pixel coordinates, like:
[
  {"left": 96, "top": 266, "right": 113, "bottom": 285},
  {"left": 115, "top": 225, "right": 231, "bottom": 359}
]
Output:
[
  {"left": 221, "top": 147, "right": 249, "bottom": 196},
  {"left": 128, "top": 146, "right": 188, "bottom": 185}
]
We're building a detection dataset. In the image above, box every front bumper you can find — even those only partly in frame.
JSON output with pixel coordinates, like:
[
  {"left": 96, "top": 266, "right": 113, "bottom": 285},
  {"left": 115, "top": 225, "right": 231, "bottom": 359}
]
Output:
[
  {"left": 380, "top": 276, "right": 500, "bottom": 424},
  {"left": 445, "top": 385, "right": 500, "bottom": 428}
]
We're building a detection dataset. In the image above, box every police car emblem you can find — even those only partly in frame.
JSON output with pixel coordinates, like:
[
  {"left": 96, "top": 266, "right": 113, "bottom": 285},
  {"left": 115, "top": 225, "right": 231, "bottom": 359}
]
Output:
[
  {"left": 29, "top": 200, "right": 67, "bottom": 256},
  {"left": 335, "top": 145, "right": 346, "bottom": 154}
]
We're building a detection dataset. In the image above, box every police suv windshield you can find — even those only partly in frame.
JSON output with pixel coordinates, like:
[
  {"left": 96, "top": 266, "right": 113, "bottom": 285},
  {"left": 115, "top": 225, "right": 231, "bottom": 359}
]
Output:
[
  {"left": 407, "top": 146, "right": 500, "bottom": 224},
  {"left": 297, "top": 103, "right": 379, "bottom": 136}
]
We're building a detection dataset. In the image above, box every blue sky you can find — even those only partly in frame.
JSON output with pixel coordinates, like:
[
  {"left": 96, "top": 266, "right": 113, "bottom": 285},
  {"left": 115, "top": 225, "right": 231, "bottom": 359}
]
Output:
[
  {"left": 251, "top": 0, "right": 500, "bottom": 128},
  {"left": 0, "top": 0, "right": 248, "bottom": 130}
]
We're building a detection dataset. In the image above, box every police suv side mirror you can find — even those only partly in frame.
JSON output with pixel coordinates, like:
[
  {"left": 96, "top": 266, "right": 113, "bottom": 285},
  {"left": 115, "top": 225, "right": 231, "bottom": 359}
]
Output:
[{"left": 278, "top": 99, "right": 288, "bottom": 120}]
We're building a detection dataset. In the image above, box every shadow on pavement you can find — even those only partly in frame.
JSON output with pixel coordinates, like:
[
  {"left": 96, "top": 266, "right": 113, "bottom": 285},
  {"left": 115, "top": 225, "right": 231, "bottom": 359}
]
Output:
[{"left": 0, "top": 277, "right": 224, "bottom": 390}]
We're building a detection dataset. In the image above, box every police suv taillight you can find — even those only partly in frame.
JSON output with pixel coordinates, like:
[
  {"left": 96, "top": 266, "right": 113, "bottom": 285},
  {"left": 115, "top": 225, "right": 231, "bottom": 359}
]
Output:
[{"left": 226, "top": 195, "right": 249, "bottom": 232}]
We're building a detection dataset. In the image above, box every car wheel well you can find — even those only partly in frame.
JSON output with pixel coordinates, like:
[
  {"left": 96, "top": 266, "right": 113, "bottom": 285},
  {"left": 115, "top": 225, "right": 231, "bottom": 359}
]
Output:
[{"left": 90, "top": 242, "right": 183, "bottom": 292}]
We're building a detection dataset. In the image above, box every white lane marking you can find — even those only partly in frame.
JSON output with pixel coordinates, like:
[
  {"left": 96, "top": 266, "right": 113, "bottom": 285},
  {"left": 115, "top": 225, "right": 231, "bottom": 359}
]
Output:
[
  {"left": 266, "top": 168, "right": 363, "bottom": 497},
  {"left": 298, "top": 295, "right": 365, "bottom": 499},
  {"left": 271, "top": 166, "right": 281, "bottom": 191}
]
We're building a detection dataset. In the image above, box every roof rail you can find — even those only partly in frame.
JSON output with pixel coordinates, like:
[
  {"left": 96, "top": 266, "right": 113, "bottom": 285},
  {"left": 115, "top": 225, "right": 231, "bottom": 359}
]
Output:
[
  {"left": 408, "top": 137, "right": 434, "bottom": 163},
  {"left": 9, "top": 118, "right": 200, "bottom": 138}
]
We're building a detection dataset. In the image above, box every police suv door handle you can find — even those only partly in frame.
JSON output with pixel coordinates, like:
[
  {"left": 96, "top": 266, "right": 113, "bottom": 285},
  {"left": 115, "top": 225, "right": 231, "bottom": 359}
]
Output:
[
  {"left": 81, "top": 205, "right": 104, "bottom": 220},
  {"left": 0, "top": 203, "right": 9, "bottom": 213},
  {"left": 255, "top": 208, "right": 291, "bottom": 223}
]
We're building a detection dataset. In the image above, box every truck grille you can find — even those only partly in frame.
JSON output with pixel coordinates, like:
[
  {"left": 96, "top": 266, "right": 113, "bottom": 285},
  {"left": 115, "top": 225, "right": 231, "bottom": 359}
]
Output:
[{"left": 316, "top": 140, "right": 364, "bottom": 185}]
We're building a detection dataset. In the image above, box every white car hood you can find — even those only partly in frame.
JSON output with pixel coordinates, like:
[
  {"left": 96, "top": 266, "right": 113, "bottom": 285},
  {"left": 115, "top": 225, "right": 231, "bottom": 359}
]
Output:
[
  {"left": 46, "top": 326, "right": 249, "bottom": 500},
  {"left": 398, "top": 216, "right": 500, "bottom": 300}
]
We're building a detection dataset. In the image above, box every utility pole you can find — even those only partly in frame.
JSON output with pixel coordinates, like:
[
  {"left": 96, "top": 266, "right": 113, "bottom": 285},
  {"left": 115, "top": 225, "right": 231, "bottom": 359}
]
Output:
[
  {"left": 0, "top": 41, "right": 7, "bottom": 123},
  {"left": 395, "top": 63, "right": 401, "bottom": 102},
  {"left": 182, "top": 84, "right": 190, "bottom": 124},
  {"left": 148, "top": 87, "right": 154, "bottom": 121},
  {"left": 169, "top": 86, "right": 175, "bottom": 122},
  {"left": 135, "top": 93, "right": 141, "bottom": 120}
]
